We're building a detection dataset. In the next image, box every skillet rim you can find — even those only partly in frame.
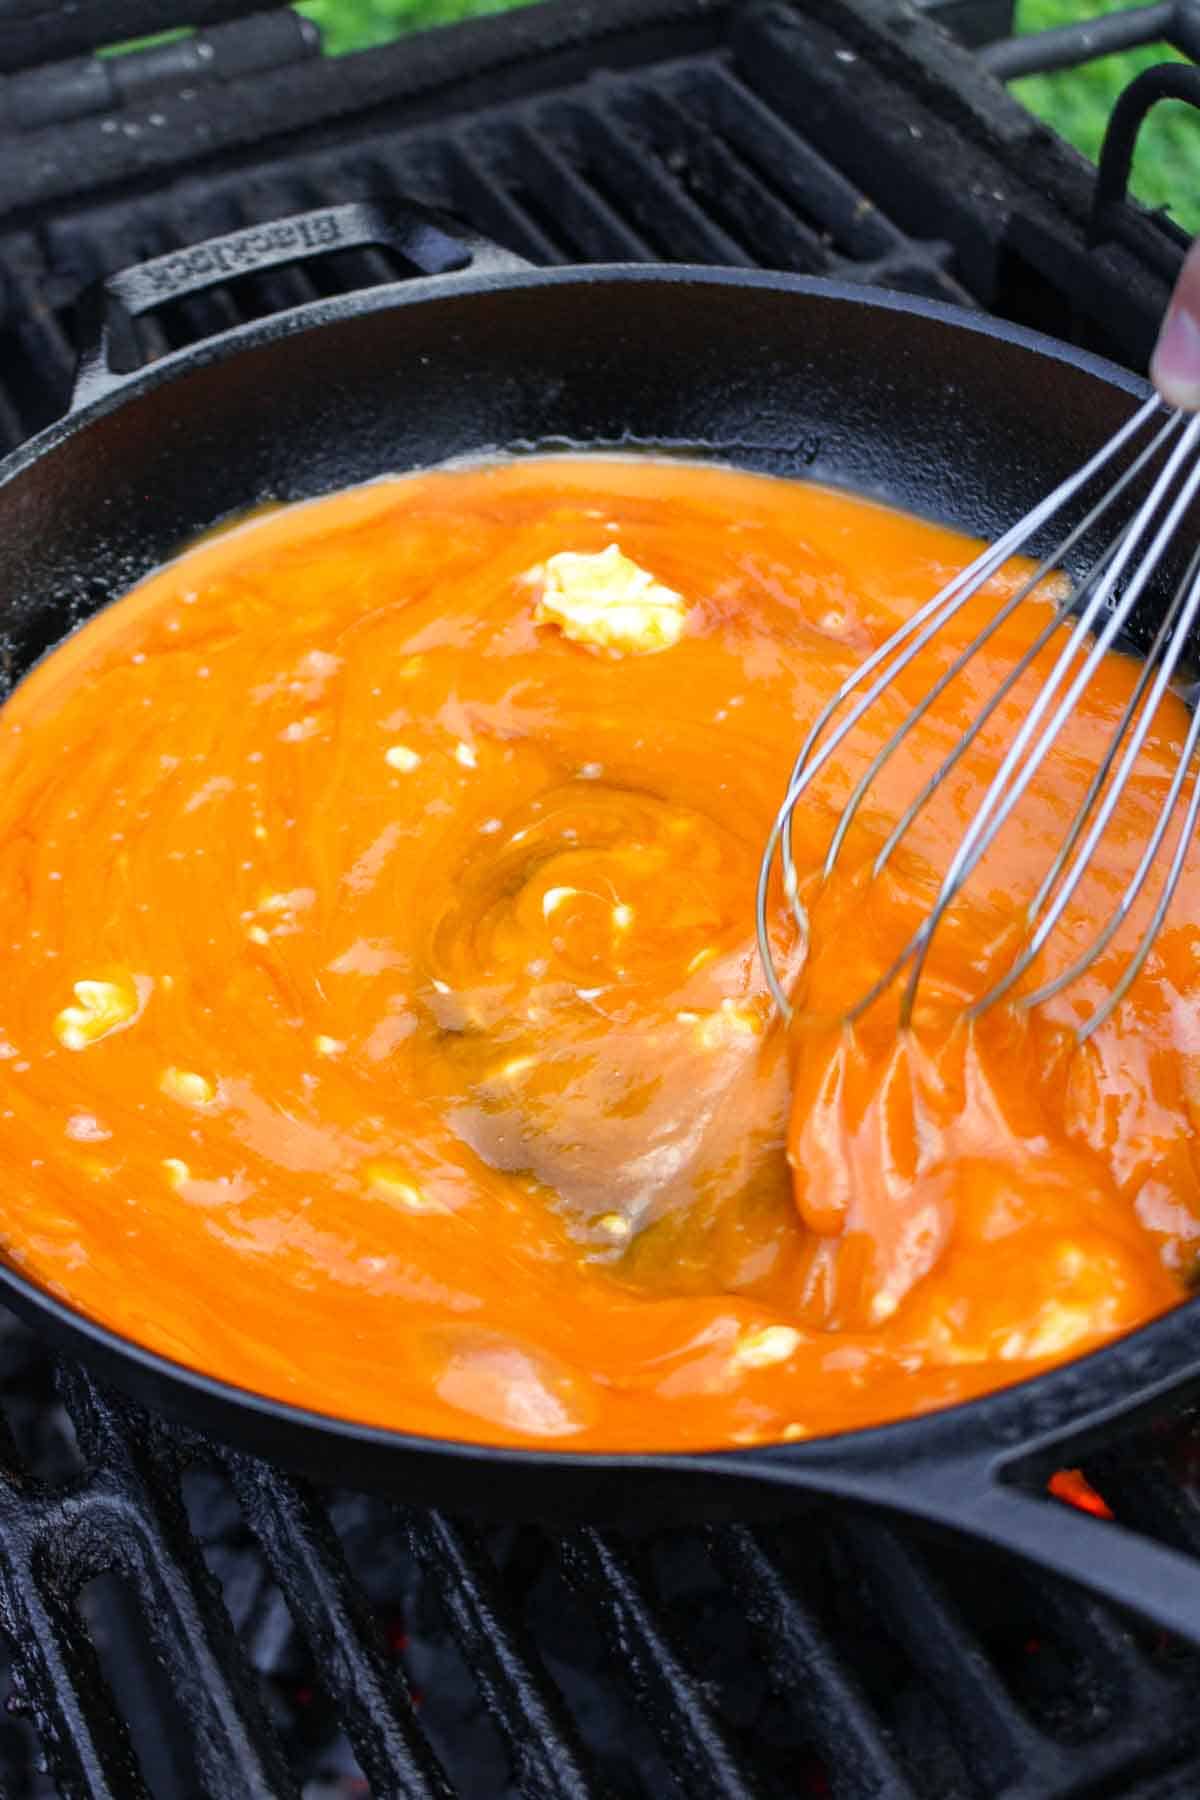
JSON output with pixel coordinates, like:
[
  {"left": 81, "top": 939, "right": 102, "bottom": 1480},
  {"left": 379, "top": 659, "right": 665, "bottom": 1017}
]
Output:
[{"left": 0, "top": 259, "right": 1195, "bottom": 1490}]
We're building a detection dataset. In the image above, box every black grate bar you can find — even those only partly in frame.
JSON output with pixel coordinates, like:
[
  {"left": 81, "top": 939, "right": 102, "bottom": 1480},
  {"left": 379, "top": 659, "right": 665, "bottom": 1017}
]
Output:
[
  {"left": 84, "top": 1493, "right": 300, "bottom": 1797},
  {"left": 3, "top": 11, "right": 318, "bottom": 135},
  {"left": 405, "top": 1511, "right": 596, "bottom": 1800},
  {"left": 356, "top": 146, "right": 447, "bottom": 217},
  {"left": 54, "top": 208, "right": 179, "bottom": 363},
  {"left": 437, "top": 134, "right": 565, "bottom": 265},
  {"left": 0, "top": 379, "right": 25, "bottom": 451},
  {"left": 6, "top": 264, "right": 75, "bottom": 380},
  {"left": 1085, "top": 1453, "right": 1200, "bottom": 1559},
  {"left": 714, "top": 1524, "right": 918, "bottom": 1800},
  {"left": 0, "top": 1474, "right": 299, "bottom": 1800},
  {"left": 980, "top": 0, "right": 1183, "bottom": 80},
  {"left": 225, "top": 1456, "right": 454, "bottom": 1800},
  {"left": 51, "top": 1369, "right": 301, "bottom": 1798},
  {"left": 608, "top": 79, "right": 836, "bottom": 273},
  {"left": 979, "top": 1575, "right": 1200, "bottom": 1798},
  {"left": 663, "top": 62, "right": 907, "bottom": 259},
  {"left": 1010, "top": 1567, "right": 1178, "bottom": 1713},
  {"left": 481, "top": 116, "right": 658, "bottom": 262},
  {"left": 0, "top": 1523, "right": 148, "bottom": 1800},
  {"left": 560, "top": 1528, "right": 759, "bottom": 1800},
  {"left": 836, "top": 1517, "right": 1069, "bottom": 1795},
  {"left": 0, "top": 0, "right": 292, "bottom": 75},
  {"left": 543, "top": 95, "right": 753, "bottom": 265}
]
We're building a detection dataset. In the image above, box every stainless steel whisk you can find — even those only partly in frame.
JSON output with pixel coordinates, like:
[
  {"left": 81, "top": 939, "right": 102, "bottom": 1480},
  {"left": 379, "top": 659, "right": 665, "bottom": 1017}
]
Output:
[{"left": 756, "top": 396, "right": 1200, "bottom": 1042}]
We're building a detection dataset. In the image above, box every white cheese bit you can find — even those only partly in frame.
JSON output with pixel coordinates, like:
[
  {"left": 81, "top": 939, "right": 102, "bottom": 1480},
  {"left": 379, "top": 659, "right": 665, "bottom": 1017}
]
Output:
[
  {"left": 532, "top": 544, "right": 687, "bottom": 656},
  {"left": 733, "top": 1325, "right": 802, "bottom": 1370},
  {"left": 54, "top": 977, "right": 139, "bottom": 1051},
  {"left": 385, "top": 744, "right": 421, "bottom": 772},
  {"left": 66, "top": 1113, "right": 111, "bottom": 1143},
  {"left": 160, "top": 1067, "right": 216, "bottom": 1107},
  {"left": 280, "top": 717, "right": 319, "bottom": 743},
  {"left": 998, "top": 1283, "right": 1114, "bottom": 1360}
]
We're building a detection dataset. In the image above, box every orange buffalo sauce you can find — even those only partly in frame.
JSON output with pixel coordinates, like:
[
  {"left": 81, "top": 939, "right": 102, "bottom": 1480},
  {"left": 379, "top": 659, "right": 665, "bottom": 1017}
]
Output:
[{"left": 0, "top": 455, "right": 1194, "bottom": 1452}]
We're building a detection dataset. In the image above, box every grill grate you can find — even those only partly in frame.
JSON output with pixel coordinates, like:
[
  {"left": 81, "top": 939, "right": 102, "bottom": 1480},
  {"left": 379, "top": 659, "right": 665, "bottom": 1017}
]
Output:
[
  {"left": 0, "top": 1, "right": 1183, "bottom": 448},
  {"left": 0, "top": 51, "right": 973, "bottom": 442},
  {"left": 0, "top": 1315, "right": 1197, "bottom": 1798},
  {"left": 0, "top": 1, "right": 1199, "bottom": 1795}
]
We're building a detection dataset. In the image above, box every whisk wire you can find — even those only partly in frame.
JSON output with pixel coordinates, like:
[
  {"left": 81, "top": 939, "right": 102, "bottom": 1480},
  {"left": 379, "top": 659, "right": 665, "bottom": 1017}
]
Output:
[
  {"left": 970, "top": 540, "right": 1200, "bottom": 1018},
  {"left": 827, "top": 412, "right": 1187, "bottom": 891},
  {"left": 757, "top": 394, "right": 1200, "bottom": 1037},
  {"left": 757, "top": 393, "right": 1165, "bottom": 1017},
  {"left": 1080, "top": 700, "right": 1200, "bottom": 1041},
  {"left": 898, "top": 411, "right": 1200, "bottom": 1025}
]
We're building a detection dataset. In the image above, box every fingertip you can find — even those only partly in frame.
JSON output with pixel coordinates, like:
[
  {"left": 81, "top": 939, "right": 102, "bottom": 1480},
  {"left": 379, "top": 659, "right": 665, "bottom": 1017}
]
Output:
[{"left": 1151, "top": 303, "right": 1200, "bottom": 412}]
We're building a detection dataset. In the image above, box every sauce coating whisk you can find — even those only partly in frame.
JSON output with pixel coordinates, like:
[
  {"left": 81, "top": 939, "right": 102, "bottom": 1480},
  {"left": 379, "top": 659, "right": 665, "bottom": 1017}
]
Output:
[{"left": 756, "top": 397, "right": 1200, "bottom": 1042}]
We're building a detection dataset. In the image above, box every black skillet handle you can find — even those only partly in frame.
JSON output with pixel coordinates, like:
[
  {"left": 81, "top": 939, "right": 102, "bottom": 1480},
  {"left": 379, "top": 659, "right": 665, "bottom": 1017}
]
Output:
[
  {"left": 734, "top": 1423, "right": 1200, "bottom": 1646},
  {"left": 70, "top": 199, "right": 532, "bottom": 411}
]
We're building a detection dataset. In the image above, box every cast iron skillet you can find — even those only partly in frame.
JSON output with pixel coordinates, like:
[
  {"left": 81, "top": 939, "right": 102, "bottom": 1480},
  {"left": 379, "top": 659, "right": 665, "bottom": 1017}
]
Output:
[{"left": 3, "top": 199, "right": 1200, "bottom": 1639}]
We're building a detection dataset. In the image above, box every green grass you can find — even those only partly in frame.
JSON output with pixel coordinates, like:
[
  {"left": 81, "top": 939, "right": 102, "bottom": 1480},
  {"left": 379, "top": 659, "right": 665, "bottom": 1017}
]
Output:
[
  {"left": 1014, "top": 0, "right": 1200, "bottom": 231},
  {"left": 296, "top": 0, "right": 538, "bottom": 53}
]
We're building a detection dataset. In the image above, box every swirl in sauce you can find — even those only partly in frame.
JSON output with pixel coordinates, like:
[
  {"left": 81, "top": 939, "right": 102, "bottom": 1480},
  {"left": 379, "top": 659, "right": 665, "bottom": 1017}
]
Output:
[{"left": 0, "top": 456, "right": 1193, "bottom": 1450}]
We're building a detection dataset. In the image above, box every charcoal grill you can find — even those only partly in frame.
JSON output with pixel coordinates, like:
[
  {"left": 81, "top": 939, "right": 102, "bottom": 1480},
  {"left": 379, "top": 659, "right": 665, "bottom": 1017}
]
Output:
[{"left": 3, "top": 1, "right": 1200, "bottom": 1794}]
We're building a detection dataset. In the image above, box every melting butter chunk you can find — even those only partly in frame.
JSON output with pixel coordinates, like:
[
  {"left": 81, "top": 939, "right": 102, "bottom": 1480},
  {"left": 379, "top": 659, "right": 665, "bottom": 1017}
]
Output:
[
  {"left": 732, "top": 1324, "right": 803, "bottom": 1371},
  {"left": 532, "top": 545, "right": 686, "bottom": 656},
  {"left": 160, "top": 1067, "right": 216, "bottom": 1107},
  {"left": 54, "top": 976, "right": 140, "bottom": 1050}
]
